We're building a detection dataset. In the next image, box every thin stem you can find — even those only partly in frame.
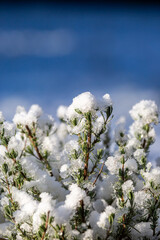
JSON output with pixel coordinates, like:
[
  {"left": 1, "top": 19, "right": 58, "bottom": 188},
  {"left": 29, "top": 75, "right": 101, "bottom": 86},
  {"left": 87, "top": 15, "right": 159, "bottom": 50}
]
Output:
[
  {"left": 142, "top": 138, "right": 146, "bottom": 149},
  {"left": 121, "top": 157, "right": 125, "bottom": 204},
  {"left": 25, "top": 125, "right": 43, "bottom": 161},
  {"left": 84, "top": 120, "right": 91, "bottom": 180},
  {"left": 5, "top": 146, "right": 16, "bottom": 164},
  {"left": 41, "top": 211, "right": 50, "bottom": 240},
  {"left": 61, "top": 227, "right": 65, "bottom": 240},
  {"left": 121, "top": 161, "right": 125, "bottom": 182},
  {"left": 122, "top": 214, "right": 126, "bottom": 229},
  {"left": 93, "top": 161, "right": 105, "bottom": 186},
  {"left": 90, "top": 161, "right": 97, "bottom": 175},
  {"left": 79, "top": 199, "right": 85, "bottom": 223},
  {"left": 25, "top": 125, "right": 53, "bottom": 177},
  {"left": 4, "top": 175, "right": 14, "bottom": 206},
  {"left": 5, "top": 145, "right": 28, "bottom": 181},
  {"left": 3, "top": 182, "right": 30, "bottom": 239}
]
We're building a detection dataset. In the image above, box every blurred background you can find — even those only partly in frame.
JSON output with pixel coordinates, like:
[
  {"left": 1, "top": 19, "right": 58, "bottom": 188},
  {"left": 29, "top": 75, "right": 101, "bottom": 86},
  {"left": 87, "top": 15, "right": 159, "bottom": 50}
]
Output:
[{"left": 0, "top": 1, "right": 160, "bottom": 161}]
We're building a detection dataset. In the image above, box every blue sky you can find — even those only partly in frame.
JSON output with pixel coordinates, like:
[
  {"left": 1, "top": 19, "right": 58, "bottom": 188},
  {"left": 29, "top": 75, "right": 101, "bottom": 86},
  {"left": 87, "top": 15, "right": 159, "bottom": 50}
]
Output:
[{"left": 0, "top": 3, "right": 159, "bottom": 118}]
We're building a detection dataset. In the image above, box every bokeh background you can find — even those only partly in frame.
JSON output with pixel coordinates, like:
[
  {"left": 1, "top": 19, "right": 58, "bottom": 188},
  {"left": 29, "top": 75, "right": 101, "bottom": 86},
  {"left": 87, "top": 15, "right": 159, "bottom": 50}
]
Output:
[{"left": 0, "top": 1, "right": 160, "bottom": 162}]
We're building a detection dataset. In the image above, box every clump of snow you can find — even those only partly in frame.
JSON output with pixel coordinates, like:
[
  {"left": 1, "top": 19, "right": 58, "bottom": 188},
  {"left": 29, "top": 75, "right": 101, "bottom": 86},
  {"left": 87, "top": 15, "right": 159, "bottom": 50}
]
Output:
[
  {"left": 57, "top": 105, "right": 68, "bottom": 120},
  {"left": 122, "top": 180, "right": 134, "bottom": 194},
  {"left": 32, "top": 192, "right": 55, "bottom": 231},
  {"left": 105, "top": 156, "right": 121, "bottom": 175},
  {"left": 66, "top": 92, "right": 98, "bottom": 120},
  {"left": 129, "top": 100, "right": 158, "bottom": 124},
  {"left": 131, "top": 222, "right": 152, "bottom": 239},
  {"left": 13, "top": 104, "right": 43, "bottom": 127},
  {"left": 54, "top": 184, "right": 90, "bottom": 224},
  {"left": 98, "top": 93, "right": 112, "bottom": 111}
]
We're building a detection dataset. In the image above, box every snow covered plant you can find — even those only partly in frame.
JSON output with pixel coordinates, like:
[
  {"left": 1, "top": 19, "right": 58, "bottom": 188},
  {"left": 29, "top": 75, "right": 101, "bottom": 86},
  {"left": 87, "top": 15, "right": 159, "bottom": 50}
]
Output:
[{"left": 0, "top": 92, "right": 159, "bottom": 240}]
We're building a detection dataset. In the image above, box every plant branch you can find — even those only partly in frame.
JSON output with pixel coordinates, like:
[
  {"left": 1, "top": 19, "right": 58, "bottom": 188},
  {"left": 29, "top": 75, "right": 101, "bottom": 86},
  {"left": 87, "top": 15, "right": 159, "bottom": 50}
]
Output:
[
  {"left": 79, "top": 199, "right": 85, "bottom": 223},
  {"left": 25, "top": 125, "right": 53, "bottom": 176},
  {"left": 5, "top": 146, "right": 16, "bottom": 164},
  {"left": 4, "top": 175, "right": 14, "bottom": 206},
  {"left": 25, "top": 125, "right": 43, "bottom": 161},
  {"left": 93, "top": 161, "right": 105, "bottom": 186},
  {"left": 41, "top": 211, "right": 50, "bottom": 240},
  {"left": 5, "top": 145, "right": 28, "bottom": 182},
  {"left": 84, "top": 119, "right": 92, "bottom": 180}
]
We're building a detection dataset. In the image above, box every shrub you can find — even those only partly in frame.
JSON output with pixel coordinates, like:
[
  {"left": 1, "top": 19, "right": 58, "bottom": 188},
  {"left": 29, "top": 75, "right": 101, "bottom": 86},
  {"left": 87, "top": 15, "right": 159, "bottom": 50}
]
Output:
[{"left": 0, "top": 92, "right": 159, "bottom": 240}]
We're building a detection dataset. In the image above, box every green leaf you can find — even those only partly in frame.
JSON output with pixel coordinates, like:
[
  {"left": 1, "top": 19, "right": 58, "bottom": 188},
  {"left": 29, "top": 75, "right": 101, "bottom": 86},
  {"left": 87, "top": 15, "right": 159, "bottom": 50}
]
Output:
[
  {"left": 39, "top": 224, "right": 46, "bottom": 232},
  {"left": 2, "top": 163, "right": 8, "bottom": 174},
  {"left": 72, "top": 118, "right": 77, "bottom": 126},
  {"left": 108, "top": 213, "right": 115, "bottom": 225},
  {"left": 143, "top": 124, "right": 150, "bottom": 133},
  {"left": 75, "top": 109, "right": 83, "bottom": 114},
  {"left": 121, "top": 156, "right": 125, "bottom": 164},
  {"left": 97, "top": 149, "right": 103, "bottom": 159},
  {"left": 40, "top": 214, "right": 46, "bottom": 222},
  {"left": 128, "top": 191, "right": 134, "bottom": 201},
  {"left": 106, "top": 106, "right": 113, "bottom": 119},
  {"left": 37, "top": 231, "right": 42, "bottom": 238},
  {"left": 49, "top": 216, "right": 54, "bottom": 224}
]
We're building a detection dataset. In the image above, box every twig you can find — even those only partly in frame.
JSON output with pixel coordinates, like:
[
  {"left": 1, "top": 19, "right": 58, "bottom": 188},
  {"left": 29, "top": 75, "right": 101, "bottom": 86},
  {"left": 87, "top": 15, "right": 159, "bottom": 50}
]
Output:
[
  {"left": 93, "top": 161, "right": 105, "bottom": 186},
  {"left": 61, "top": 227, "right": 65, "bottom": 240},
  {"left": 5, "top": 146, "right": 16, "bottom": 164},
  {"left": 2, "top": 178, "right": 32, "bottom": 239},
  {"left": 122, "top": 214, "right": 126, "bottom": 229},
  {"left": 80, "top": 199, "right": 85, "bottom": 223},
  {"left": 90, "top": 160, "right": 98, "bottom": 175},
  {"left": 84, "top": 122, "right": 91, "bottom": 180},
  {"left": 41, "top": 211, "right": 50, "bottom": 240},
  {"left": 5, "top": 145, "right": 28, "bottom": 181},
  {"left": 25, "top": 125, "right": 53, "bottom": 176},
  {"left": 120, "top": 157, "right": 125, "bottom": 204},
  {"left": 4, "top": 175, "right": 14, "bottom": 206},
  {"left": 25, "top": 125, "right": 43, "bottom": 161}
]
